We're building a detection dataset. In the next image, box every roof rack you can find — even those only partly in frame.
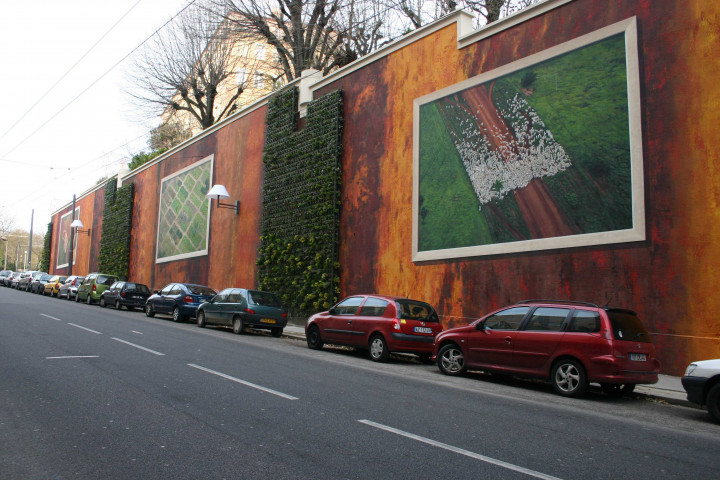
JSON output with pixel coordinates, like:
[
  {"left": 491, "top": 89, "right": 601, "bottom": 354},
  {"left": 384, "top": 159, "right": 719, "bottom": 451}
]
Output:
[{"left": 515, "top": 299, "right": 599, "bottom": 308}]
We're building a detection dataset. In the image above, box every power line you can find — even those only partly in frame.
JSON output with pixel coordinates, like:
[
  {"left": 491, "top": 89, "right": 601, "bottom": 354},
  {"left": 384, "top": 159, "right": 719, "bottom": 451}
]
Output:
[
  {"left": 0, "top": 0, "right": 199, "bottom": 161},
  {"left": 0, "top": 0, "right": 145, "bottom": 144}
]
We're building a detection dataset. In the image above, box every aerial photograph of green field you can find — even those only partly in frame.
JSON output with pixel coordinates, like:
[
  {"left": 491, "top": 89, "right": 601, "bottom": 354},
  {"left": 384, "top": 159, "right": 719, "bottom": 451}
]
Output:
[
  {"left": 156, "top": 158, "right": 211, "bottom": 261},
  {"left": 417, "top": 33, "right": 633, "bottom": 253}
]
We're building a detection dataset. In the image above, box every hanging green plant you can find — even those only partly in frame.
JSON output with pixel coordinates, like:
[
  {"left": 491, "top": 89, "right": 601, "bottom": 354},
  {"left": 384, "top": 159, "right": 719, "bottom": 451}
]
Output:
[
  {"left": 97, "top": 179, "right": 134, "bottom": 279},
  {"left": 39, "top": 222, "right": 53, "bottom": 272},
  {"left": 258, "top": 87, "right": 343, "bottom": 316}
]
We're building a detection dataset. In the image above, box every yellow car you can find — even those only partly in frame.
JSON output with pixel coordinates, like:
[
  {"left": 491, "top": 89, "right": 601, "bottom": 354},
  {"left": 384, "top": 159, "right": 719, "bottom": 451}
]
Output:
[{"left": 43, "top": 275, "right": 67, "bottom": 297}]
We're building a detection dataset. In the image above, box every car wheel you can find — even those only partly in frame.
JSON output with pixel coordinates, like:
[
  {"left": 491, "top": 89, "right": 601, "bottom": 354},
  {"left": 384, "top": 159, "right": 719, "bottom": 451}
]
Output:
[
  {"left": 75, "top": 293, "right": 80, "bottom": 302},
  {"left": 368, "top": 334, "right": 390, "bottom": 362},
  {"left": 232, "top": 316, "right": 244, "bottom": 334},
  {"left": 707, "top": 383, "right": 720, "bottom": 423},
  {"left": 100, "top": 297, "right": 106, "bottom": 308},
  {"left": 271, "top": 327, "right": 283, "bottom": 338},
  {"left": 551, "top": 359, "right": 588, "bottom": 397},
  {"left": 306, "top": 325, "right": 324, "bottom": 350},
  {"left": 197, "top": 311, "right": 206, "bottom": 328},
  {"left": 172, "top": 307, "right": 183, "bottom": 323},
  {"left": 601, "top": 383, "right": 636, "bottom": 397},
  {"left": 437, "top": 344, "right": 466, "bottom": 376},
  {"left": 145, "top": 303, "right": 155, "bottom": 317},
  {"left": 86, "top": 294, "right": 92, "bottom": 305},
  {"left": 115, "top": 300, "right": 122, "bottom": 310}
]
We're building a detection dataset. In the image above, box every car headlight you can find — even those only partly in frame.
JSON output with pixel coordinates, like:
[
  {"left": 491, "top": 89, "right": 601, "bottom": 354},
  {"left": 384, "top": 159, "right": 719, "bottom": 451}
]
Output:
[{"left": 684, "top": 363, "right": 698, "bottom": 377}]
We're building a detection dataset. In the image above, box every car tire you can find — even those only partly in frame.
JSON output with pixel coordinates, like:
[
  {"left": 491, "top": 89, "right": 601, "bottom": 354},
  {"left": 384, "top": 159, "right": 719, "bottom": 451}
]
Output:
[
  {"left": 368, "top": 334, "right": 390, "bottom": 362},
  {"left": 707, "top": 383, "right": 720, "bottom": 423},
  {"left": 75, "top": 293, "right": 80, "bottom": 302},
  {"left": 306, "top": 325, "right": 323, "bottom": 350},
  {"left": 437, "top": 344, "right": 466, "bottom": 376},
  {"left": 115, "top": 300, "right": 122, "bottom": 310},
  {"left": 601, "top": 383, "right": 636, "bottom": 397},
  {"left": 86, "top": 294, "right": 92, "bottom": 305},
  {"left": 197, "top": 311, "right": 206, "bottom": 328},
  {"left": 145, "top": 303, "right": 155, "bottom": 317},
  {"left": 100, "top": 297, "right": 106, "bottom": 308},
  {"left": 232, "top": 316, "right": 244, "bottom": 334},
  {"left": 172, "top": 307, "right": 183, "bottom": 323},
  {"left": 551, "top": 359, "right": 588, "bottom": 397},
  {"left": 271, "top": 327, "right": 283, "bottom": 338}
]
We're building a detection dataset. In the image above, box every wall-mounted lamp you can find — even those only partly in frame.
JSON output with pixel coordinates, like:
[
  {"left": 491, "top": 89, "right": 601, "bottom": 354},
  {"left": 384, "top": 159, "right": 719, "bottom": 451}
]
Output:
[
  {"left": 206, "top": 184, "right": 239, "bottom": 214},
  {"left": 70, "top": 219, "right": 91, "bottom": 236}
]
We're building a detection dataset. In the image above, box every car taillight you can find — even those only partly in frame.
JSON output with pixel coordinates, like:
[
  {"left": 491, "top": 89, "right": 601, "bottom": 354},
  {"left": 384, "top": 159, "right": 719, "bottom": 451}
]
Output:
[
  {"left": 392, "top": 320, "right": 401, "bottom": 331},
  {"left": 281, "top": 313, "right": 288, "bottom": 318},
  {"left": 184, "top": 295, "right": 194, "bottom": 303},
  {"left": 121, "top": 291, "right": 126, "bottom": 298},
  {"left": 92, "top": 284, "right": 96, "bottom": 292},
  {"left": 244, "top": 308, "right": 255, "bottom": 314},
  {"left": 72, "top": 279, "right": 76, "bottom": 285}
]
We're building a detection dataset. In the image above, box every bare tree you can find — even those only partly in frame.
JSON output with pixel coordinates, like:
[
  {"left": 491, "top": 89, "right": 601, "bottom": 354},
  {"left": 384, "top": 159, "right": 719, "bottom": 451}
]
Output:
[{"left": 127, "top": 1, "right": 260, "bottom": 131}]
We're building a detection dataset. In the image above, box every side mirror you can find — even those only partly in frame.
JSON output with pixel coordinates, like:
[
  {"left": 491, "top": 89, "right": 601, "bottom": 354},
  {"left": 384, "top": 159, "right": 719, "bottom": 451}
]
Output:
[
  {"left": 153, "top": 290, "right": 159, "bottom": 294},
  {"left": 475, "top": 321, "right": 486, "bottom": 330},
  {"left": 328, "top": 307, "right": 336, "bottom": 315}
]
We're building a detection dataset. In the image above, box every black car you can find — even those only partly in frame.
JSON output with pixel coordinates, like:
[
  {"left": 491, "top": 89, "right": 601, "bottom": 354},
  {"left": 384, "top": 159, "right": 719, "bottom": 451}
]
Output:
[
  {"left": 100, "top": 281, "right": 151, "bottom": 310},
  {"left": 197, "top": 288, "right": 288, "bottom": 337},
  {"left": 145, "top": 283, "right": 217, "bottom": 322},
  {"left": 30, "top": 272, "right": 52, "bottom": 294}
]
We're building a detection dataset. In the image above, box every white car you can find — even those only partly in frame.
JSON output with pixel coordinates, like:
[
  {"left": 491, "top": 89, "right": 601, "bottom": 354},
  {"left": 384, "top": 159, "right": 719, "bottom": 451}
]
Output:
[{"left": 681, "top": 359, "right": 720, "bottom": 423}]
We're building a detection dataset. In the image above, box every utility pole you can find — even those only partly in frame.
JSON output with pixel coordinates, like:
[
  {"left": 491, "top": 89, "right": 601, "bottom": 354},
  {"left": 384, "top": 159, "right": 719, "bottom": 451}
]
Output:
[{"left": 27, "top": 209, "right": 34, "bottom": 270}]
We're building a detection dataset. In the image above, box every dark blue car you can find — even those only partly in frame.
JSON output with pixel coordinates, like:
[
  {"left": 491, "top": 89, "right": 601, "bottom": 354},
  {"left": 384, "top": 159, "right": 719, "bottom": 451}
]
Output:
[{"left": 145, "top": 283, "right": 217, "bottom": 322}]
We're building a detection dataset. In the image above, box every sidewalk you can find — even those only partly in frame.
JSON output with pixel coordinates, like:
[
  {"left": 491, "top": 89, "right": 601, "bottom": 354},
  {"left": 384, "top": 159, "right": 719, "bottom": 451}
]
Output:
[{"left": 281, "top": 324, "right": 692, "bottom": 407}]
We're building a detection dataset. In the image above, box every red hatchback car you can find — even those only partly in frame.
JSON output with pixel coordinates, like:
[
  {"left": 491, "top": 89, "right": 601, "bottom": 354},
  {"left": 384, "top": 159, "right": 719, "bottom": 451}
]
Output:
[
  {"left": 306, "top": 295, "right": 443, "bottom": 362},
  {"left": 433, "top": 300, "right": 660, "bottom": 397}
]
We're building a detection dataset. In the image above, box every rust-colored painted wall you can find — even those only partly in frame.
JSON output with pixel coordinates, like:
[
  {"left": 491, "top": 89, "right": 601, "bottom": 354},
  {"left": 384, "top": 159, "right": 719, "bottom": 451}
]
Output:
[
  {"left": 124, "top": 106, "right": 267, "bottom": 293},
  {"left": 313, "top": 0, "right": 720, "bottom": 374}
]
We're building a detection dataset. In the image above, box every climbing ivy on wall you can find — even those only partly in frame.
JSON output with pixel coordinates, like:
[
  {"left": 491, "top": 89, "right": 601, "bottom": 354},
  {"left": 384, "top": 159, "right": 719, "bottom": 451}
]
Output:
[
  {"left": 39, "top": 222, "right": 52, "bottom": 272},
  {"left": 98, "top": 179, "right": 135, "bottom": 279},
  {"left": 257, "top": 88, "right": 343, "bottom": 315}
]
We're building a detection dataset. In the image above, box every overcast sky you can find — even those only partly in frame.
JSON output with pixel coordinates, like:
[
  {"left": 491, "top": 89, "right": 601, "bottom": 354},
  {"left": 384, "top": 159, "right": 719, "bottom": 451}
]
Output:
[{"left": 0, "top": 0, "right": 193, "bottom": 235}]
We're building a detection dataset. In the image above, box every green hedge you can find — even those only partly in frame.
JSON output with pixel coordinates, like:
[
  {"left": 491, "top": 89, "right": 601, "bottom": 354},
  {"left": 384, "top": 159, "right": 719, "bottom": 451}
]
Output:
[
  {"left": 39, "top": 222, "right": 52, "bottom": 272},
  {"left": 257, "top": 88, "right": 343, "bottom": 315},
  {"left": 97, "top": 179, "right": 135, "bottom": 279}
]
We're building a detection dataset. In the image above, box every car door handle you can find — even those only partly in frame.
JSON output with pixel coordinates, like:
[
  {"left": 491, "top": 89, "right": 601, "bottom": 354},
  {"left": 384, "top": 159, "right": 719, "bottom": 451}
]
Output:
[{"left": 505, "top": 336, "right": 512, "bottom": 343}]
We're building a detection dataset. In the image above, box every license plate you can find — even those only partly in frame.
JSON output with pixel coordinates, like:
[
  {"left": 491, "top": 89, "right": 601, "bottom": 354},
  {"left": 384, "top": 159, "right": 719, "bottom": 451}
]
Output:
[
  {"left": 260, "top": 318, "right": 276, "bottom": 324},
  {"left": 413, "top": 327, "right": 432, "bottom": 334},
  {"left": 629, "top": 353, "right": 647, "bottom": 361}
]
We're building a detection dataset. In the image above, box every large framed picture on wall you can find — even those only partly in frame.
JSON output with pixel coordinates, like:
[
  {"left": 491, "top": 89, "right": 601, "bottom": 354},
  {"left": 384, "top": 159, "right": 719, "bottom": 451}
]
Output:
[{"left": 413, "top": 17, "right": 644, "bottom": 261}]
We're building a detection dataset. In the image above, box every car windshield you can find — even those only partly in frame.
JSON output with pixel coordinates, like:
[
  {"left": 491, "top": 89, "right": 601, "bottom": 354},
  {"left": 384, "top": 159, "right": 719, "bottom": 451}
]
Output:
[
  {"left": 396, "top": 300, "right": 439, "bottom": 322},
  {"left": 187, "top": 285, "right": 216, "bottom": 296},
  {"left": 40, "top": 274, "right": 52, "bottom": 281},
  {"left": 248, "top": 291, "right": 282, "bottom": 307},
  {"left": 97, "top": 275, "right": 117, "bottom": 286},
  {"left": 126, "top": 283, "right": 150, "bottom": 293},
  {"left": 607, "top": 310, "right": 652, "bottom": 343}
]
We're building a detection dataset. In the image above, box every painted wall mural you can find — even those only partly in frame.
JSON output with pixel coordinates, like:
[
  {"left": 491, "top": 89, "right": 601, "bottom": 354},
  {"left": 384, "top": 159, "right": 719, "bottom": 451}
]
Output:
[
  {"left": 55, "top": 207, "right": 79, "bottom": 269},
  {"left": 156, "top": 155, "right": 213, "bottom": 263},
  {"left": 414, "top": 19, "right": 644, "bottom": 260}
]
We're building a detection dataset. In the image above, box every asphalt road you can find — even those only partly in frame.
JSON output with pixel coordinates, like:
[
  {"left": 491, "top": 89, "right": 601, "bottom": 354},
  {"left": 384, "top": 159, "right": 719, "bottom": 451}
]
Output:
[{"left": 1, "top": 286, "right": 719, "bottom": 480}]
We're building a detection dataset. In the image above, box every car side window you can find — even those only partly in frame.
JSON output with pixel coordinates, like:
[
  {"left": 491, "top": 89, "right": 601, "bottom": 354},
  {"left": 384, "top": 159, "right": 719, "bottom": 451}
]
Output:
[
  {"left": 568, "top": 310, "right": 601, "bottom": 333},
  {"left": 160, "top": 285, "right": 174, "bottom": 295},
  {"left": 524, "top": 308, "right": 569, "bottom": 332},
  {"left": 228, "top": 289, "right": 245, "bottom": 303},
  {"left": 214, "top": 292, "right": 230, "bottom": 302},
  {"left": 359, "top": 298, "right": 389, "bottom": 316},
  {"left": 484, "top": 307, "right": 529, "bottom": 330},
  {"left": 334, "top": 297, "right": 364, "bottom": 315},
  {"left": 169, "top": 285, "right": 183, "bottom": 295}
]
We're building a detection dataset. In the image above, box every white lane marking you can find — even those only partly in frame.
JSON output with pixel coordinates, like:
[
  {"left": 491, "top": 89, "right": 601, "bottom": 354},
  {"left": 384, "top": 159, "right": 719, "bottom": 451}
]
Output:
[
  {"left": 46, "top": 356, "right": 100, "bottom": 360},
  {"left": 112, "top": 338, "right": 165, "bottom": 356},
  {"left": 67, "top": 323, "right": 102, "bottom": 335},
  {"left": 131, "top": 331, "right": 143, "bottom": 335},
  {"left": 41, "top": 314, "right": 62, "bottom": 321},
  {"left": 358, "top": 420, "right": 563, "bottom": 480},
  {"left": 188, "top": 364, "right": 298, "bottom": 400}
]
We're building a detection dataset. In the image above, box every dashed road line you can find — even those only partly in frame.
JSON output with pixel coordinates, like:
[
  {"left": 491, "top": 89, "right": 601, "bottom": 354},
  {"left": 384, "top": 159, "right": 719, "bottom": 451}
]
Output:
[
  {"left": 67, "top": 323, "right": 102, "bottom": 335},
  {"left": 358, "top": 419, "right": 562, "bottom": 480},
  {"left": 111, "top": 338, "right": 165, "bottom": 356},
  {"left": 188, "top": 363, "right": 298, "bottom": 400},
  {"left": 46, "top": 356, "right": 100, "bottom": 360},
  {"left": 41, "top": 314, "right": 62, "bottom": 321}
]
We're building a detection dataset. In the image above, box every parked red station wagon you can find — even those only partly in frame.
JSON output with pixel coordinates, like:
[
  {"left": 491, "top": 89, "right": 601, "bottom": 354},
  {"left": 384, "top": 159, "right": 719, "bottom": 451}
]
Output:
[
  {"left": 433, "top": 300, "right": 660, "bottom": 397},
  {"left": 306, "top": 295, "right": 443, "bottom": 363}
]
